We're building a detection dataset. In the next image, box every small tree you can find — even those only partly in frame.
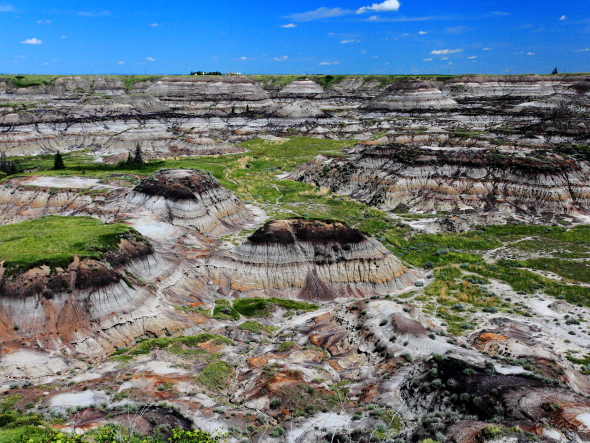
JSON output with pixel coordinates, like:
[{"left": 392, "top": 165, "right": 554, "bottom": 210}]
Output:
[
  {"left": 131, "top": 143, "right": 144, "bottom": 165},
  {"left": 0, "top": 151, "right": 18, "bottom": 175},
  {"left": 552, "top": 68, "right": 558, "bottom": 75},
  {"left": 53, "top": 151, "right": 66, "bottom": 170}
]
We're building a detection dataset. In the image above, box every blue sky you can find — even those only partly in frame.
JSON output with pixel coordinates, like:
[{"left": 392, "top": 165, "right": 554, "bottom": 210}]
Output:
[{"left": 1, "top": 0, "right": 589, "bottom": 75}]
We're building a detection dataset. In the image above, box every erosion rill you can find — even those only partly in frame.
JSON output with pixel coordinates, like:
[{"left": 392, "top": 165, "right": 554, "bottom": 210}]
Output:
[{"left": 1, "top": 74, "right": 590, "bottom": 442}]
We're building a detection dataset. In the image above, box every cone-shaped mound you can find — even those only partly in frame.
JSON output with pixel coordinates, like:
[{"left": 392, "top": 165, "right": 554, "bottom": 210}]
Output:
[
  {"left": 206, "top": 219, "right": 419, "bottom": 299},
  {"left": 279, "top": 79, "right": 324, "bottom": 95},
  {"left": 270, "top": 100, "right": 327, "bottom": 118},
  {"left": 364, "top": 79, "right": 457, "bottom": 111},
  {"left": 130, "top": 169, "right": 252, "bottom": 236}
]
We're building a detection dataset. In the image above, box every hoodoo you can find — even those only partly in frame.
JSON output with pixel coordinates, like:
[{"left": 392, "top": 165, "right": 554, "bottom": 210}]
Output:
[
  {"left": 130, "top": 169, "right": 252, "bottom": 236},
  {"left": 206, "top": 218, "right": 418, "bottom": 298}
]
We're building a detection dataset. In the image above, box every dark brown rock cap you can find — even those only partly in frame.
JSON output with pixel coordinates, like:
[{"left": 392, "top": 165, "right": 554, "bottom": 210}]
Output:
[
  {"left": 247, "top": 219, "right": 366, "bottom": 245},
  {"left": 134, "top": 169, "right": 221, "bottom": 201}
]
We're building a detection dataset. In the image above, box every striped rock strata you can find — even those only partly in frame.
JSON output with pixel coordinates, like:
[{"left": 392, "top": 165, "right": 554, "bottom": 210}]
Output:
[
  {"left": 362, "top": 80, "right": 457, "bottom": 111},
  {"left": 0, "top": 230, "right": 189, "bottom": 355},
  {"left": 0, "top": 170, "right": 252, "bottom": 237},
  {"left": 206, "top": 219, "right": 418, "bottom": 299},
  {"left": 289, "top": 144, "right": 590, "bottom": 215},
  {"left": 129, "top": 169, "right": 252, "bottom": 236}
]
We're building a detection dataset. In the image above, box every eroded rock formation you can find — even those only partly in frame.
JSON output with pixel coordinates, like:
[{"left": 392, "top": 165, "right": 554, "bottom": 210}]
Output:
[
  {"left": 289, "top": 143, "right": 590, "bottom": 215},
  {"left": 206, "top": 219, "right": 418, "bottom": 298}
]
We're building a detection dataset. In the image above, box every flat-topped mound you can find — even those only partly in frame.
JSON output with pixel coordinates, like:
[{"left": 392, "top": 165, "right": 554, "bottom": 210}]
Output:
[
  {"left": 279, "top": 79, "right": 324, "bottom": 95},
  {"left": 364, "top": 79, "right": 457, "bottom": 111},
  {"left": 134, "top": 168, "right": 224, "bottom": 201},
  {"left": 206, "top": 219, "right": 418, "bottom": 298},
  {"left": 131, "top": 169, "right": 252, "bottom": 236},
  {"left": 270, "top": 100, "right": 327, "bottom": 118},
  {"left": 147, "top": 76, "right": 270, "bottom": 100},
  {"left": 248, "top": 219, "right": 365, "bottom": 245},
  {"left": 0, "top": 215, "right": 148, "bottom": 276}
]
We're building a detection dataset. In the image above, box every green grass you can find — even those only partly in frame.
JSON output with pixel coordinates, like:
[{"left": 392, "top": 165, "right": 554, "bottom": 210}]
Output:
[
  {"left": 111, "top": 334, "right": 231, "bottom": 357},
  {"left": 238, "top": 320, "right": 275, "bottom": 334},
  {"left": 194, "top": 361, "right": 233, "bottom": 391},
  {"left": 233, "top": 297, "right": 318, "bottom": 317},
  {"left": 213, "top": 299, "right": 241, "bottom": 321},
  {"left": 0, "top": 216, "right": 141, "bottom": 274}
]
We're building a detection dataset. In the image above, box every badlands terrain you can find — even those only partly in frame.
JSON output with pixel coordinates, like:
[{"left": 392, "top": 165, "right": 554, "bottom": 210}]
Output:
[{"left": 0, "top": 73, "right": 590, "bottom": 443}]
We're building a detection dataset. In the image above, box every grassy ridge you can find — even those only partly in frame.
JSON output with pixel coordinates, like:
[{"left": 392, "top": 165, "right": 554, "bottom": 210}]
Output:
[{"left": 0, "top": 216, "right": 137, "bottom": 273}]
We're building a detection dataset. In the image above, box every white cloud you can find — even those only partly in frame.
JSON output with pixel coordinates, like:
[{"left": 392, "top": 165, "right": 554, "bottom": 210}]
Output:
[
  {"left": 490, "top": 11, "right": 510, "bottom": 16},
  {"left": 468, "top": 56, "right": 478, "bottom": 59},
  {"left": 117, "top": 61, "right": 124, "bottom": 65},
  {"left": 430, "top": 48, "right": 462, "bottom": 54},
  {"left": 575, "top": 48, "right": 590, "bottom": 52},
  {"left": 287, "top": 7, "right": 350, "bottom": 22},
  {"left": 440, "top": 57, "right": 448, "bottom": 60},
  {"left": 146, "top": 57, "right": 155, "bottom": 61},
  {"left": 423, "top": 58, "right": 433, "bottom": 61},
  {"left": 418, "top": 31, "right": 427, "bottom": 34},
  {"left": 527, "top": 52, "right": 535, "bottom": 55},
  {"left": 0, "top": 5, "right": 15, "bottom": 12},
  {"left": 514, "top": 52, "right": 524, "bottom": 54},
  {"left": 319, "top": 61, "right": 339, "bottom": 65},
  {"left": 340, "top": 39, "right": 358, "bottom": 43},
  {"left": 240, "top": 56, "right": 247, "bottom": 60},
  {"left": 281, "top": 23, "right": 297, "bottom": 28},
  {"left": 483, "top": 47, "right": 492, "bottom": 50},
  {"left": 274, "top": 56, "right": 288, "bottom": 61},
  {"left": 78, "top": 10, "right": 110, "bottom": 17},
  {"left": 559, "top": 15, "right": 566, "bottom": 20},
  {"left": 150, "top": 23, "right": 158, "bottom": 26},
  {"left": 368, "top": 15, "right": 379, "bottom": 20},
  {"left": 36, "top": 20, "right": 51, "bottom": 23},
  {"left": 135, "top": 62, "right": 145, "bottom": 65},
  {"left": 357, "top": 0, "right": 400, "bottom": 14},
  {"left": 21, "top": 38, "right": 42, "bottom": 44},
  {"left": 373, "top": 55, "right": 379, "bottom": 58}
]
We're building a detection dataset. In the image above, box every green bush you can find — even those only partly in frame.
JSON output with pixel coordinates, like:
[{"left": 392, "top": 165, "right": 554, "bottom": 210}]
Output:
[{"left": 195, "top": 361, "right": 233, "bottom": 391}]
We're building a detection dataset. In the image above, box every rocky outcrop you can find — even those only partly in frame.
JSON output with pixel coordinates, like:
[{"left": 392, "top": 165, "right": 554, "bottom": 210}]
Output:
[
  {"left": 362, "top": 79, "right": 457, "bottom": 111},
  {"left": 0, "top": 228, "right": 188, "bottom": 355},
  {"left": 130, "top": 169, "right": 252, "bottom": 236},
  {"left": 0, "top": 171, "right": 252, "bottom": 237},
  {"left": 289, "top": 143, "right": 590, "bottom": 215},
  {"left": 205, "top": 219, "right": 418, "bottom": 298},
  {"left": 277, "top": 79, "right": 324, "bottom": 98},
  {"left": 269, "top": 100, "right": 327, "bottom": 118}
]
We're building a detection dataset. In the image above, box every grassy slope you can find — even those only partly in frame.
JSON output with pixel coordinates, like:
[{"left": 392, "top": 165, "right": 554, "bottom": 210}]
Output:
[{"left": 0, "top": 215, "right": 135, "bottom": 272}]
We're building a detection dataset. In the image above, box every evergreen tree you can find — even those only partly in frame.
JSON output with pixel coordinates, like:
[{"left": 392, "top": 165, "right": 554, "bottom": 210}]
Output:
[
  {"left": 53, "top": 151, "right": 66, "bottom": 170},
  {"left": 552, "top": 68, "right": 558, "bottom": 75},
  {"left": 126, "top": 151, "right": 133, "bottom": 165},
  {"left": 132, "top": 144, "right": 144, "bottom": 165},
  {"left": 0, "top": 151, "right": 18, "bottom": 175}
]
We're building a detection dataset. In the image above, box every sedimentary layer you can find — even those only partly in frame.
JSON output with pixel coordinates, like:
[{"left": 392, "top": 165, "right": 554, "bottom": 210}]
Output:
[
  {"left": 205, "top": 219, "right": 418, "bottom": 298},
  {"left": 289, "top": 143, "right": 590, "bottom": 214}
]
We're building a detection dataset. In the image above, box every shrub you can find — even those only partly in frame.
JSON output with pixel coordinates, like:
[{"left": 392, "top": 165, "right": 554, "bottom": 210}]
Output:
[
  {"left": 270, "top": 398, "right": 281, "bottom": 409},
  {"left": 278, "top": 341, "right": 295, "bottom": 352},
  {"left": 401, "top": 352, "right": 413, "bottom": 362},
  {"left": 269, "top": 427, "right": 284, "bottom": 437}
]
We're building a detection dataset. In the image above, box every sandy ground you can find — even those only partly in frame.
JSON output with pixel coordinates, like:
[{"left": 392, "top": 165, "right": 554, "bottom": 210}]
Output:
[{"left": 26, "top": 176, "right": 119, "bottom": 189}]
